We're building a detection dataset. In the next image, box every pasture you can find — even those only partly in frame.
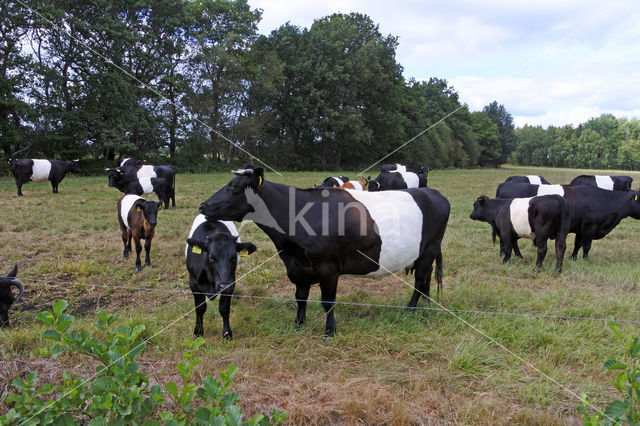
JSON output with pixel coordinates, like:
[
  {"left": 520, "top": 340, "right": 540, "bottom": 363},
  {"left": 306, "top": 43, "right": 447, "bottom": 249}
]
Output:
[{"left": 2, "top": 166, "right": 640, "bottom": 424}]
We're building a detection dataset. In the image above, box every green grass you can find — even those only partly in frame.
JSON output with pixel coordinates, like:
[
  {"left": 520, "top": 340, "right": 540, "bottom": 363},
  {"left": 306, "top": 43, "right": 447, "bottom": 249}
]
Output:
[{"left": 1, "top": 166, "right": 640, "bottom": 423}]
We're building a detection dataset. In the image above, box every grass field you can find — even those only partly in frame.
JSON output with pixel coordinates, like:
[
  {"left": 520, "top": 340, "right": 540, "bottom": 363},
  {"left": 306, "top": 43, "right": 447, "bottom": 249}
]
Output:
[{"left": 2, "top": 166, "right": 640, "bottom": 424}]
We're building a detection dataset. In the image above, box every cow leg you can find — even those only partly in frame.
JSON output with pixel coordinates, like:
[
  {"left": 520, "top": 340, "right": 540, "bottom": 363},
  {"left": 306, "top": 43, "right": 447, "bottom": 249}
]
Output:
[
  {"left": 501, "top": 234, "right": 512, "bottom": 263},
  {"left": 134, "top": 236, "right": 143, "bottom": 271},
  {"left": 51, "top": 180, "right": 58, "bottom": 194},
  {"left": 192, "top": 285, "right": 207, "bottom": 337},
  {"left": 407, "top": 252, "right": 435, "bottom": 309},
  {"left": 319, "top": 276, "right": 339, "bottom": 337},
  {"left": 144, "top": 238, "right": 152, "bottom": 267},
  {"left": 219, "top": 289, "right": 234, "bottom": 340},
  {"left": 15, "top": 178, "right": 23, "bottom": 196},
  {"left": 534, "top": 236, "right": 547, "bottom": 270},
  {"left": 294, "top": 284, "right": 310, "bottom": 327},
  {"left": 570, "top": 233, "right": 582, "bottom": 260},
  {"left": 554, "top": 235, "right": 567, "bottom": 273},
  {"left": 512, "top": 238, "right": 523, "bottom": 259},
  {"left": 121, "top": 228, "right": 130, "bottom": 258},
  {"left": 582, "top": 238, "right": 592, "bottom": 261}
]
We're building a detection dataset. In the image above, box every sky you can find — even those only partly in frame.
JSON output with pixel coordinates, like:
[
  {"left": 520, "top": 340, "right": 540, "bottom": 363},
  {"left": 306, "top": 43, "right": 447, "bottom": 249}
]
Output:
[{"left": 249, "top": 0, "right": 640, "bottom": 128}]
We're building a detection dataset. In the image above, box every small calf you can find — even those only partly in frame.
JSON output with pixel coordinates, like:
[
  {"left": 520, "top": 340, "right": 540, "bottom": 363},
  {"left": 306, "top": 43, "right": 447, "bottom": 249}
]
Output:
[
  {"left": 117, "top": 195, "right": 161, "bottom": 271},
  {"left": 186, "top": 215, "right": 257, "bottom": 339},
  {"left": 1, "top": 265, "right": 24, "bottom": 327},
  {"left": 470, "top": 194, "right": 569, "bottom": 272}
]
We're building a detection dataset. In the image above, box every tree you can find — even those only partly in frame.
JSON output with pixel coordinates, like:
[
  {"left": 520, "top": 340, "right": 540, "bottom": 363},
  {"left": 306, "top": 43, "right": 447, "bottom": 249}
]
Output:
[
  {"left": 483, "top": 101, "right": 515, "bottom": 165},
  {"left": 470, "top": 111, "right": 500, "bottom": 167}
]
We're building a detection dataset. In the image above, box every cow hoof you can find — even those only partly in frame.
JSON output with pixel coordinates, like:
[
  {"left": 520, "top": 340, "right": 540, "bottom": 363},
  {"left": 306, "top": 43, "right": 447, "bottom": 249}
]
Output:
[
  {"left": 294, "top": 317, "right": 305, "bottom": 328},
  {"left": 135, "top": 265, "right": 142, "bottom": 272},
  {"left": 222, "top": 330, "right": 233, "bottom": 340}
]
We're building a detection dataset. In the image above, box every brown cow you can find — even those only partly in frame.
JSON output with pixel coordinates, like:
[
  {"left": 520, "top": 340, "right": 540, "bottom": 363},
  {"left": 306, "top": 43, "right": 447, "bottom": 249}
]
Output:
[{"left": 117, "top": 195, "right": 162, "bottom": 271}]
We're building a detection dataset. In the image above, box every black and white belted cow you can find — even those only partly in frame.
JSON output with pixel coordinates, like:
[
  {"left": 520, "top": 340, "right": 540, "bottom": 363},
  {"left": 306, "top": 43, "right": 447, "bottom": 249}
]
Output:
[
  {"left": 570, "top": 175, "right": 633, "bottom": 191},
  {"left": 109, "top": 158, "right": 176, "bottom": 207},
  {"left": 106, "top": 168, "right": 170, "bottom": 208},
  {"left": 470, "top": 195, "right": 569, "bottom": 272},
  {"left": 199, "top": 167, "right": 450, "bottom": 336},
  {"left": 368, "top": 164, "right": 429, "bottom": 191},
  {"left": 495, "top": 182, "right": 640, "bottom": 260},
  {"left": 1, "top": 264, "right": 24, "bottom": 327},
  {"left": 185, "top": 215, "right": 257, "bottom": 339},
  {"left": 117, "top": 195, "right": 162, "bottom": 271},
  {"left": 504, "top": 175, "right": 551, "bottom": 185},
  {"left": 10, "top": 158, "right": 80, "bottom": 196},
  {"left": 315, "top": 176, "right": 350, "bottom": 188}
]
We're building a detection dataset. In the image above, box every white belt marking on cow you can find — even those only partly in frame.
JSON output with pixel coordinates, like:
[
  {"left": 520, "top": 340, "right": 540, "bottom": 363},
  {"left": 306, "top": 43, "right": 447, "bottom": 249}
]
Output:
[
  {"left": 243, "top": 188, "right": 285, "bottom": 233},
  {"left": 137, "top": 165, "right": 157, "bottom": 179},
  {"left": 120, "top": 195, "right": 143, "bottom": 229},
  {"left": 392, "top": 170, "right": 420, "bottom": 188},
  {"left": 346, "top": 189, "right": 423, "bottom": 278},
  {"left": 332, "top": 177, "right": 344, "bottom": 187},
  {"left": 527, "top": 175, "right": 542, "bottom": 185},
  {"left": 510, "top": 197, "right": 534, "bottom": 239},
  {"left": 139, "top": 177, "right": 154, "bottom": 194},
  {"left": 537, "top": 184, "right": 564, "bottom": 196},
  {"left": 185, "top": 215, "right": 239, "bottom": 258},
  {"left": 31, "top": 160, "right": 52, "bottom": 182},
  {"left": 595, "top": 175, "right": 614, "bottom": 191},
  {"left": 120, "top": 158, "right": 130, "bottom": 167},
  {"left": 350, "top": 181, "right": 364, "bottom": 191}
]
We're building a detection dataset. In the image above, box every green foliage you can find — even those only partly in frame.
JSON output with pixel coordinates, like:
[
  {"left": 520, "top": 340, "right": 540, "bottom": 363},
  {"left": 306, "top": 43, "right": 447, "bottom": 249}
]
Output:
[
  {"left": 0, "top": 300, "right": 286, "bottom": 425},
  {"left": 579, "top": 322, "right": 640, "bottom": 425}
]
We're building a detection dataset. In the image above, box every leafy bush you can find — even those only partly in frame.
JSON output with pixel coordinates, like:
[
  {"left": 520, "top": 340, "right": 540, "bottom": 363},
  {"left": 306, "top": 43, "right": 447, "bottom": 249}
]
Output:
[
  {"left": 1, "top": 300, "right": 287, "bottom": 425},
  {"left": 579, "top": 322, "right": 640, "bottom": 425}
]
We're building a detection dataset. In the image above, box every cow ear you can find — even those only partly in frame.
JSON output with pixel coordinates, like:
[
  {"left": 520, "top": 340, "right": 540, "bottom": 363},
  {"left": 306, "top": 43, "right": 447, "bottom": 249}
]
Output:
[
  {"left": 252, "top": 167, "right": 264, "bottom": 187},
  {"left": 156, "top": 201, "right": 163, "bottom": 209},
  {"left": 187, "top": 238, "right": 208, "bottom": 252},
  {"left": 236, "top": 242, "right": 257, "bottom": 257},
  {"left": 476, "top": 195, "right": 488, "bottom": 203},
  {"left": 7, "top": 264, "right": 18, "bottom": 278}
]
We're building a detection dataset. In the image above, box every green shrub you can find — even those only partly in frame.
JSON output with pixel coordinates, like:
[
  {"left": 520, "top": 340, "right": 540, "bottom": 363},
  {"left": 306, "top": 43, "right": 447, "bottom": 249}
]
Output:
[{"left": 1, "top": 300, "right": 287, "bottom": 425}]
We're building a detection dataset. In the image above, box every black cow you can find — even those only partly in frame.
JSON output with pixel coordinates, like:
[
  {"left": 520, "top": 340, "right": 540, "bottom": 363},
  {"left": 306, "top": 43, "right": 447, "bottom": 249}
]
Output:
[
  {"left": 186, "top": 215, "right": 257, "bottom": 339},
  {"left": 117, "top": 195, "right": 162, "bottom": 271},
  {"left": 368, "top": 164, "right": 429, "bottom": 191},
  {"left": 495, "top": 182, "right": 640, "bottom": 260},
  {"left": 116, "top": 159, "right": 176, "bottom": 207},
  {"left": 199, "top": 167, "right": 450, "bottom": 336},
  {"left": 470, "top": 195, "right": 569, "bottom": 272},
  {"left": 569, "top": 175, "right": 633, "bottom": 191},
  {"left": 315, "top": 176, "right": 350, "bottom": 188},
  {"left": 1, "top": 264, "right": 24, "bottom": 327},
  {"left": 504, "top": 175, "right": 551, "bottom": 185},
  {"left": 10, "top": 159, "right": 80, "bottom": 196},
  {"left": 107, "top": 169, "right": 170, "bottom": 208}
]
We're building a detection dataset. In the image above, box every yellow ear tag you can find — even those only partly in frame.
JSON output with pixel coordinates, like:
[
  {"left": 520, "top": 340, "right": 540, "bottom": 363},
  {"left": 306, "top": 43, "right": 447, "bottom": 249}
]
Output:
[
  {"left": 258, "top": 176, "right": 263, "bottom": 186},
  {"left": 238, "top": 249, "right": 249, "bottom": 257},
  {"left": 192, "top": 246, "right": 202, "bottom": 254},
  {"left": 137, "top": 206, "right": 142, "bottom": 212},
  {"left": 636, "top": 195, "right": 639, "bottom": 201}
]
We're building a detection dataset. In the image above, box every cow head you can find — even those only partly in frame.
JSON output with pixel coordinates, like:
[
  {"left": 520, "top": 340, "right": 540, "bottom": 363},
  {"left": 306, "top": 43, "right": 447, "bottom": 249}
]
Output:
[
  {"left": 187, "top": 234, "right": 257, "bottom": 294},
  {"left": 135, "top": 199, "right": 162, "bottom": 228},
  {"left": 0, "top": 265, "right": 24, "bottom": 328},
  {"left": 105, "top": 167, "right": 127, "bottom": 187},
  {"left": 200, "top": 167, "right": 264, "bottom": 221},
  {"left": 69, "top": 160, "right": 81, "bottom": 173},
  {"left": 367, "top": 172, "right": 404, "bottom": 191},
  {"left": 469, "top": 195, "right": 491, "bottom": 222}
]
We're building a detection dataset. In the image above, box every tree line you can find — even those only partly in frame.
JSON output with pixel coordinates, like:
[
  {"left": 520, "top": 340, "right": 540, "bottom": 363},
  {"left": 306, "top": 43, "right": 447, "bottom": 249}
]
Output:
[{"left": 2, "top": 0, "right": 518, "bottom": 173}]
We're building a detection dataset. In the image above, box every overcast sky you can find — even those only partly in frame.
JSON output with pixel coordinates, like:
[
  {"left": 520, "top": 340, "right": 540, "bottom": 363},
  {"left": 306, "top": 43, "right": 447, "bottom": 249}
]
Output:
[{"left": 249, "top": 0, "right": 640, "bottom": 128}]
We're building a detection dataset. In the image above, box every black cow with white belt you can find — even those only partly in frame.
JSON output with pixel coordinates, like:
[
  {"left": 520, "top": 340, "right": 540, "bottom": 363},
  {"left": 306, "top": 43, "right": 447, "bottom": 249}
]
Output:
[
  {"left": 10, "top": 159, "right": 80, "bottom": 196},
  {"left": 570, "top": 175, "right": 633, "bottom": 191},
  {"left": 368, "top": 164, "right": 429, "bottom": 191},
  {"left": 504, "top": 175, "right": 551, "bottom": 185},
  {"left": 199, "top": 167, "right": 450, "bottom": 336}
]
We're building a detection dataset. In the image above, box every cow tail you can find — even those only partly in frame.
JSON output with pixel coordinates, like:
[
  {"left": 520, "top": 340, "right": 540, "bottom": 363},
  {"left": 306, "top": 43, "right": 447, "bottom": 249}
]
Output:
[
  {"left": 435, "top": 249, "right": 443, "bottom": 300},
  {"left": 171, "top": 169, "right": 176, "bottom": 206}
]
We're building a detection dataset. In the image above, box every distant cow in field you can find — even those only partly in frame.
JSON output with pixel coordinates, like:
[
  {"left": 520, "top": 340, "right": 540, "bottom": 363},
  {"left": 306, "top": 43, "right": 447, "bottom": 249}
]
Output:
[
  {"left": 199, "top": 167, "right": 450, "bottom": 336},
  {"left": 116, "top": 159, "right": 176, "bottom": 207},
  {"left": 186, "top": 215, "right": 257, "bottom": 339},
  {"left": 569, "top": 175, "right": 633, "bottom": 191},
  {"left": 494, "top": 182, "right": 640, "bottom": 260},
  {"left": 315, "top": 176, "right": 350, "bottom": 188},
  {"left": 504, "top": 175, "right": 551, "bottom": 185},
  {"left": 117, "top": 195, "right": 161, "bottom": 271},
  {"left": 10, "top": 159, "right": 80, "bottom": 196},
  {"left": 1, "top": 264, "right": 24, "bottom": 327},
  {"left": 368, "top": 164, "right": 429, "bottom": 191},
  {"left": 470, "top": 195, "right": 569, "bottom": 272},
  {"left": 107, "top": 169, "right": 170, "bottom": 208}
]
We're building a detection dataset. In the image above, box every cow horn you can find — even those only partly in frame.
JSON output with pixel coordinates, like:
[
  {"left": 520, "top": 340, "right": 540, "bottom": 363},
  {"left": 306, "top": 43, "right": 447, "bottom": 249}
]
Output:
[
  {"left": 105, "top": 168, "right": 113, "bottom": 171},
  {"left": 10, "top": 281, "right": 23, "bottom": 302},
  {"left": 7, "top": 264, "right": 17, "bottom": 278},
  {"left": 232, "top": 168, "right": 253, "bottom": 176}
]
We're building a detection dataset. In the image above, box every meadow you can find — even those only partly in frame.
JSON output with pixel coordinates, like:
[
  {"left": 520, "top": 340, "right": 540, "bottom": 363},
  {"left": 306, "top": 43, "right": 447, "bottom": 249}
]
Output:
[{"left": 2, "top": 166, "right": 640, "bottom": 424}]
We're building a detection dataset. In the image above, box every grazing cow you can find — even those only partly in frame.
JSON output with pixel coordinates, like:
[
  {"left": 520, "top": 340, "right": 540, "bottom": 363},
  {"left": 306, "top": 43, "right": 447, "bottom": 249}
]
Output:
[
  {"left": 199, "top": 167, "right": 450, "bottom": 336},
  {"left": 107, "top": 169, "right": 170, "bottom": 208},
  {"left": 0, "top": 265, "right": 24, "bottom": 327},
  {"left": 470, "top": 195, "right": 569, "bottom": 272},
  {"left": 504, "top": 175, "right": 551, "bottom": 185},
  {"left": 368, "top": 165, "right": 429, "bottom": 191},
  {"left": 569, "top": 175, "right": 633, "bottom": 191},
  {"left": 10, "top": 159, "right": 80, "bottom": 196},
  {"left": 116, "top": 159, "right": 177, "bottom": 207},
  {"left": 315, "top": 176, "right": 350, "bottom": 188},
  {"left": 117, "top": 195, "right": 161, "bottom": 271},
  {"left": 185, "top": 215, "right": 257, "bottom": 339},
  {"left": 495, "top": 182, "right": 640, "bottom": 260}
]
